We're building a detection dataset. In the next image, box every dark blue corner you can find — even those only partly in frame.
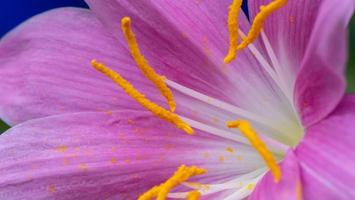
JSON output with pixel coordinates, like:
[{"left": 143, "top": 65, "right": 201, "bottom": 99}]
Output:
[{"left": 0, "top": 0, "right": 88, "bottom": 37}]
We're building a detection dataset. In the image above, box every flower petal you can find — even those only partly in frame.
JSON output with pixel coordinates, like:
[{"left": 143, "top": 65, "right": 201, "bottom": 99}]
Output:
[
  {"left": 248, "top": 0, "right": 322, "bottom": 88},
  {"left": 85, "top": 0, "right": 300, "bottom": 137},
  {"left": 84, "top": 0, "right": 238, "bottom": 102},
  {"left": 248, "top": 150, "right": 302, "bottom": 200},
  {"left": 295, "top": 95, "right": 355, "bottom": 199},
  {"left": 0, "top": 8, "right": 163, "bottom": 125},
  {"left": 294, "top": 0, "right": 354, "bottom": 126},
  {"left": 249, "top": 0, "right": 354, "bottom": 126},
  {"left": 0, "top": 110, "right": 263, "bottom": 199}
]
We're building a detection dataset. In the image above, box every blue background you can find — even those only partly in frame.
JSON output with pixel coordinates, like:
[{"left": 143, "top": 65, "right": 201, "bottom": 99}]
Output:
[
  {"left": 0, "top": 1, "right": 353, "bottom": 132},
  {"left": 0, "top": 0, "right": 88, "bottom": 36}
]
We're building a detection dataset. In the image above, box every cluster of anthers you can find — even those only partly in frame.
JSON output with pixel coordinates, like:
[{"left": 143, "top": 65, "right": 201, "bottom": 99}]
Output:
[{"left": 91, "top": 0, "right": 288, "bottom": 199}]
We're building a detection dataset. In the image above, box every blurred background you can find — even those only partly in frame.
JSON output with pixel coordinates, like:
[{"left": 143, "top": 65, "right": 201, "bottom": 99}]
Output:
[{"left": 0, "top": 0, "right": 354, "bottom": 133}]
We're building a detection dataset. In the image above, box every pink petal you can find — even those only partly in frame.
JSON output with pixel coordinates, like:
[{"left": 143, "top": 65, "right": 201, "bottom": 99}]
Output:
[
  {"left": 249, "top": 0, "right": 354, "bottom": 126},
  {"left": 249, "top": 150, "right": 302, "bottom": 200},
  {"left": 294, "top": 0, "right": 354, "bottom": 126},
  {"left": 85, "top": 0, "right": 297, "bottom": 130},
  {"left": 295, "top": 95, "right": 355, "bottom": 199},
  {"left": 248, "top": 0, "right": 322, "bottom": 86},
  {"left": 0, "top": 110, "right": 261, "bottom": 199},
  {"left": 85, "top": 0, "right": 237, "bottom": 102},
  {"left": 0, "top": 8, "right": 164, "bottom": 125}
]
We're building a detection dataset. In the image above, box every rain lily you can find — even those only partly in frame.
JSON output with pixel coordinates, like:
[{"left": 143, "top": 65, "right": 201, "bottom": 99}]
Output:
[{"left": 0, "top": 0, "right": 354, "bottom": 199}]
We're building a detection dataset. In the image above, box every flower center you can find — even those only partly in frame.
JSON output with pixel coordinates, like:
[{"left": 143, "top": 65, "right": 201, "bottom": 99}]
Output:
[{"left": 91, "top": 0, "right": 298, "bottom": 199}]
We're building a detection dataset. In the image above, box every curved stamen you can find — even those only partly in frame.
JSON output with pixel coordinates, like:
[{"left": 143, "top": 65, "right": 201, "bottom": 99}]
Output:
[
  {"left": 227, "top": 119, "right": 281, "bottom": 182},
  {"left": 121, "top": 17, "right": 176, "bottom": 112},
  {"left": 224, "top": 0, "right": 243, "bottom": 63},
  {"left": 91, "top": 60, "right": 193, "bottom": 134},
  {"left": 139, "top": 165, "right": 206, "bottom": 200},
  {"left": 237, "top": 0, "right": 288, "bottom": 50}
]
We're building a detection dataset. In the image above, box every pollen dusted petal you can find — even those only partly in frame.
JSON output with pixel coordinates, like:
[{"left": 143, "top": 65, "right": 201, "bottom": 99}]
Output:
[
  {"left": 120, "top": 16, "right": 176, "bottom": 112},
  {"left": 0, "top": 111, "right": 253, "bottom": 199}
]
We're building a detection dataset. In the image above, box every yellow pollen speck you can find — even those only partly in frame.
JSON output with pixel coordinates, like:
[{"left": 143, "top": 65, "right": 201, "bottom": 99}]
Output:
[
  {"left": 111, "top": 158, "right": 118, "bottom": 164},
  {"left": 63, "top": 158, "right": 69, "bottom": 165},
  {"left": 184, "top": 182, "right": 210, "bottom": 190},
  {"left": 247, "top": 183, "right": 254, "bottom": 190},
  {"left": 91, "top": 60, "right": 193, "bottom": 135},
  {"left": 138, "top": 165, "right": 206, "bottom": 200},
  {"left": 55, "top": 145, "right": 68, "bottom": 153},
  {"left": 226, "top": 147, "right": 235, "bottom": 153},
  {"left": 124, "top": 159, "right": 131, "bottom": 164},
  {"left": 289, "top": 16, "right": 295, "bottom": 24},
  {"left": 121, "top": 17, "right": 176, "bottom": 112},
  {"left": 187, "top": 191, "right": 201, "bottom": 200},
  {"left": 296, "top": 180, "right": 303, "bottom": 200},
  {"left": 237, "top": 0, "right": 288, "bottom": 50},
  {"left": 48, "top": 185, "right": 56, "bottom": 193},
  {"left": 202, "top": 152, "right": 209, "bottom": 158},
  {"left": 224, "top": 0, "right": 243, "bottom": 64},
  {"left": 227, "top": 119, "right": 281, "bottom": 182},
  {"left": 164, "top": 144, "right": 173, "bottom": 150},
  {"left": 219, "top": 156, "right": 225, "bottom": 163},
  {"left": 236, "top": 155, "right": 243, "bottom": 161},
  {"left": 79, "top": 163, "right": 88, "bottom": 171},
  {"left": 136, "top": 154, "right": 143, "bottom": 161},
  {"left": 212, "top": 117, "right": 220, "bottom": 124}
]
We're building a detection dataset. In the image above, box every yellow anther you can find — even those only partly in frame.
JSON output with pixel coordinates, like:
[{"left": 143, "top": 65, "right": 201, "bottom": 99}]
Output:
[
  {"left": 237, "top": 0, "right": 288, "bottom": 50},
  {"left": 227, "top": 119, "right": 281, "bottom": 182},
  {"left": 139, "top": 186, "right": 160, "bottom": 200},
  {"left": 296, "top": 180, "right": 303, "bottom": 200},
  {"left": 224, "top": 0, "right": 243, "bottom": 64},
  {"left": 121, "top": 17, "right": 176, "bottom": 112},
  {"left": 138, "top": 165, "right": 207, "bottom": 200},
  {"left": 91, "top": 60, "right": 193, "bottom": 135},
  {"left": 187, "top": 191, "right": 201, "bottom": 200}
]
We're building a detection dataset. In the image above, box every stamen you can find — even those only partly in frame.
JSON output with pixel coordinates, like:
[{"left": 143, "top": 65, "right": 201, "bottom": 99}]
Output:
[
  {"left": 237, "top": 0, "right": 288, "bottom": 50},
  {"left": 187, "top": 191, "right": 201, "bottom": 200},
  {"left": 91, "top": 60, "right": 193, "bottom": 134},
  {"left": 224, "top": 0, "right": 243, "bottom": 64},
  {"left": 227, "top": 119, "right": 281, "bottom": 182},
  {"left": 121, "top": 17, "right": 176, "bottom": 112},
  {"left": 138, "top": 165, "right": 207, "bottom": 200}
]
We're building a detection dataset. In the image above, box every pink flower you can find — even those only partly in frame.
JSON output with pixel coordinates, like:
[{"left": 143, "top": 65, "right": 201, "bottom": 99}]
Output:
[{"left": 0, "top": 0, "right": 354, "bottom": 199}]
